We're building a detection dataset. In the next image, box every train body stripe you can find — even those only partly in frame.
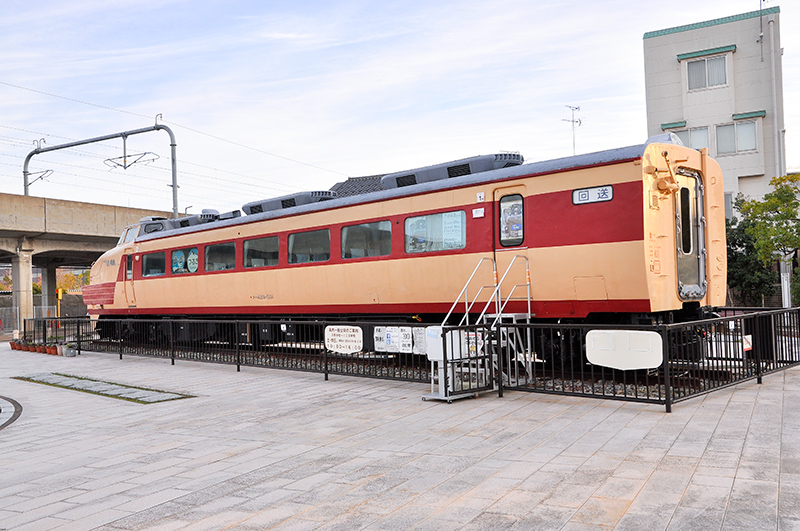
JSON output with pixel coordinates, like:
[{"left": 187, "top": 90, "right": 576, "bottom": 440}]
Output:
[
  {"left": 82, "top": 282, "right": 116, "bottom": 305},
  {"left": 89, "top": 298, "right": 652, "bottom": 319},
  {"left": 529, "top": 180, "right": 644, "bottom": 248}
]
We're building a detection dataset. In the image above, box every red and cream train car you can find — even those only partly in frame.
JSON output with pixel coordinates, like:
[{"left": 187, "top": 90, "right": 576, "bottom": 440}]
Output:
[{"left": 84, "top": 134, "right": 726, "bottom": 325}]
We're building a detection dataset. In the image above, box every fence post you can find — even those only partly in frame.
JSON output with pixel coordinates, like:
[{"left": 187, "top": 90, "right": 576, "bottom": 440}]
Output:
[
  {"left": 117, "top": 320, "right": 123, "bottom": 360},
  {"left": 323, "top": 321, "right": 329, "bottom": 381},
  {"left": 755, "top": 315, "right": 763, "bottom": 384},
  {"left": 495, "top": 322, "right": 503, "bottom": 398},
  {"left": 169, "top": 320, "right": 175, "bottom": 365},
  {"left": 77, "top": 319, "right": 82, "bottom": 356},
  {"left": 235, "top": 321, "right": 241, "bottom": 372},
  {"left": 662, "top": 325, "right": 672, "bottom": 413}
]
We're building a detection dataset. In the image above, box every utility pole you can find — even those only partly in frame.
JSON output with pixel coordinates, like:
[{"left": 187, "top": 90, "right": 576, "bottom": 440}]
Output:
[{"left": 562, "top": 105, "right": 581, "bottom": 156}]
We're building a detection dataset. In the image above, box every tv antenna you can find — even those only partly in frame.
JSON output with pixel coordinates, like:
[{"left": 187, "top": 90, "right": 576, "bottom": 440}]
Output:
[{"left": 562, "top": 105, "right": 582, "bottom": 156}]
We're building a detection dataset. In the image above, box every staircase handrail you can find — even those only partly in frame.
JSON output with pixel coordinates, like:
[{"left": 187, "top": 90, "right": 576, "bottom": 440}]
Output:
[
  {"left": 442, "top": 257, "right": 498, "bottom": 326},
  {"left": 477, "top": 254, "right": 532, "bottom": 327}
]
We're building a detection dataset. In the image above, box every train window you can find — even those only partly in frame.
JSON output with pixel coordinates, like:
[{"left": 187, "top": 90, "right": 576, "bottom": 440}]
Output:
[
  {"left": 679, "top": 187, "right": 692, "bottom": 254},
  {"left": 289, "top": 229, "right": 330, "bottom": 264},
  {"left": 499, "top": 195, "right": 524, "bottom": 247},
  {"left": 341, "top": 221, "right": 391, "bottom": 259},
  {"left": 171, "top": 247, "right": 199, "bottom": 275},
  {"left": 205, "top": 242, "right": 236, "bottom": 271},
  {"left": 142, "top": 252, "right": 166, "bottom": 277},
  {"left": 404, "top": 211, "right": 466, "bottom": 253},
  {"left": 244, "top": 237, "right": 279, "bottom": 268}
]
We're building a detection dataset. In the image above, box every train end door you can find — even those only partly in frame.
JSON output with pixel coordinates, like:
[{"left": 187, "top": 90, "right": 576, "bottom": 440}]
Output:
[{"left": 675, "top": 169, "right": 707, "bottom": 301}]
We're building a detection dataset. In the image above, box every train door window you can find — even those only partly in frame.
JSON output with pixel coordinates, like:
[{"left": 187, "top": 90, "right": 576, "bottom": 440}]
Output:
[
  {"left": 404, "top": 211, "right": 466, "bottom": 253},
  {"left": 341, "top": 221, "right": 391, "bottom": 259},
  {"left": 498, "top": 194, "right": 524, "bottom": 247},
  {"left": 288, "top": 229, "right": 330, "bottom": 264},
  {"left": 244, "top": 236, "right": 279, "bottom": 268},
  {"left": 126, "top": 255, "right": 133, "bottom": 280},
  {"left": 205, "top": 242, "right": 236, "bottom": 271},
  {"left": 679, "top": 187, "right": 692, "bottom": 254},
  {"left": 142, "top": 252, "right": 166, "bottom": 277},
  {"left": 172, "top": 247, "right": 199, "bottom": 274}
]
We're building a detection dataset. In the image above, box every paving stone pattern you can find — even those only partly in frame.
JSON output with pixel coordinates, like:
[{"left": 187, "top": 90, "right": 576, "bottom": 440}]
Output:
[{"left": 0, "top": 344, "right": 798, "bottom": 530}]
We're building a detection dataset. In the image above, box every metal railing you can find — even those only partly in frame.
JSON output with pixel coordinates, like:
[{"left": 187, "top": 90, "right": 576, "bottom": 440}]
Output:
[
  {"left": 17, "top": 308, "right": 800, "bottom": 412},
  {"left": 21, "top": 317, "right": 431, "bottom": 383}
]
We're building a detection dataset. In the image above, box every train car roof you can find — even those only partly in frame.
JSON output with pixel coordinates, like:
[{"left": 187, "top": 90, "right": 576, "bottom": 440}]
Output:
[{"left": 136, "top": 133, "right": 681, "bottom": 244}]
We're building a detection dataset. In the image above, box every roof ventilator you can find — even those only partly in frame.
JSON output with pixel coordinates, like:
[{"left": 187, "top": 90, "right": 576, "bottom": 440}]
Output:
[{"left": 243, "top": 191, "right": 338, "bottom": 215}]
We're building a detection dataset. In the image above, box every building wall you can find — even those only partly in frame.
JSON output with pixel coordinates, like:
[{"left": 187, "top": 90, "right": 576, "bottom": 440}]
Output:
[{"left": 644, "top": 7, "right": 785, "bottom": 216}]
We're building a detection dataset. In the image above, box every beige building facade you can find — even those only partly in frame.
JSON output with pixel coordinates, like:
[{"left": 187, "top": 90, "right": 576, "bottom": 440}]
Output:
[{"left": 644, "top": 7, "right": 786, "bottom": 217}]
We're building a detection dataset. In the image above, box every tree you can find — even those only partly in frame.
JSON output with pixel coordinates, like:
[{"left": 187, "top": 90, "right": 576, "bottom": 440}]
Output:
[
  {"left": 726, "top": 216, "right": 778, "bottom": 306},
  {"left": 738, "top": 174, "right": 800, "bottom": 263},
  {"left": 738, "top": 174, "right": 800, "bottom": 306}
]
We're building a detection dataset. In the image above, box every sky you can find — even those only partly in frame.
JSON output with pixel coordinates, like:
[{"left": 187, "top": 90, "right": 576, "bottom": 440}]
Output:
[{"left": 0, "top": 0, "right": 797, "bottom": 216}]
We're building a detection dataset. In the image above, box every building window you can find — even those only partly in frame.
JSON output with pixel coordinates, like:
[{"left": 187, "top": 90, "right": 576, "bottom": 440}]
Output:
[
  {"left": 171, "top": 247, "right": 199, "bottom": 274},
  {"left": 244, "top": 236, "right": 279, "bottom": 268},
  {"left": 674, "top": 128, "right": 709, "bottom": 151},
  {"left": 717, "top": 121, "right": 757, "bottom": 155},
  {"left": 288, "top": 229, "right": 330, "bottom": 264},
  {"left": 405, "top": 211, "right": 466, "bottom": 253},
  {"left": 341, "top": 221, "right": 391, "bottom": 259},
  {"left": 688, "top": 56, "right": 726, "bottom": 90},
  {"left": 142, "top": 252, "right": 166, "bottom": 277},
  {"left": 205, "top": 242, "right": 236, "bottom": 271}
]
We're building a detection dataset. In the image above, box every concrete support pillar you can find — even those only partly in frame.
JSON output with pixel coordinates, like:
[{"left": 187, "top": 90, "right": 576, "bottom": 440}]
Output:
[
  {"left": 11, "top": 239, "right": 34, "bottom": 328},
  {"left": 41, "top": 265, "right": 58, "bottom": 316}
]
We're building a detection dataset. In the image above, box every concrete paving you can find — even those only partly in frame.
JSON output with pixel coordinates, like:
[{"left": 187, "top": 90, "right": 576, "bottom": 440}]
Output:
[{"left": 0, "top": 342, "right": 798, "bottom": 531}]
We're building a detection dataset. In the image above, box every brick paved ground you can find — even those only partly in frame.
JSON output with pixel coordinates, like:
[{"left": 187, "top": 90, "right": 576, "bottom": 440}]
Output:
[{"left": 1, "top": 343, "right": 798, "bottom": 530}]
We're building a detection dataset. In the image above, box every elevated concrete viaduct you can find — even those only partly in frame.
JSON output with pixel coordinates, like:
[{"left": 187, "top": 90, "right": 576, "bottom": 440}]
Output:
[{"left": 0, "top": 193, "right": 171, "bottom": 327}]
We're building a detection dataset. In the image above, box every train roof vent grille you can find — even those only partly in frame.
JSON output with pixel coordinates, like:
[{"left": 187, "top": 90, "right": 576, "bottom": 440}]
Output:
[
  {"left": 447, "top": 164, "right": 471, "bottom": 178},
  {"left": 242, "top": 191, "right": 338, "bottom": 215},
  {"left": 380, "top": 153, "right": 524, "bottom": 189},
  {"left": 395, "top": 174, "right": 417, "bottom": 187}
]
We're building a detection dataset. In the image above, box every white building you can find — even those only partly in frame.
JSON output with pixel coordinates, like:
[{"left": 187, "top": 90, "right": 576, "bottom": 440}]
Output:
[{"left": 644, "top": 6, "right": 786, "bottom": 218}]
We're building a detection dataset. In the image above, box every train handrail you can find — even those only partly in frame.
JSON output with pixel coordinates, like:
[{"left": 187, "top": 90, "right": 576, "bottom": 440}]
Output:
[
  {"left": 477, "top": 255, "right": 532, "bottom": 328},
  {"left": 442, "top": 257, "right": 498, "bottom": 326}
]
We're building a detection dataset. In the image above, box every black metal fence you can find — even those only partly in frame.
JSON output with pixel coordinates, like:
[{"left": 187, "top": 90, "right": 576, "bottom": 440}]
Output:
[
  {"left": 20, "top": 317, "right": 431, "bottom": 383},
  {"left": 17, "top": 308, "right": 800, "bottom": 411}
]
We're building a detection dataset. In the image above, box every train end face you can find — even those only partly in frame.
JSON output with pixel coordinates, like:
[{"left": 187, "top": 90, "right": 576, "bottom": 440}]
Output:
[
  {"left": 82, "top": 248, "right": 123, "bottom": 313},
  {"left": 642, "top": 143, "right": 726, "bottom": 314}
]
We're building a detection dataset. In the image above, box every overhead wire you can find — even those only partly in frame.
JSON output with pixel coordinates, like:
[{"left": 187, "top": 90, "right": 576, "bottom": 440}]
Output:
[{"left": 0, "top": 80, "right": 349, "bottom": 178}]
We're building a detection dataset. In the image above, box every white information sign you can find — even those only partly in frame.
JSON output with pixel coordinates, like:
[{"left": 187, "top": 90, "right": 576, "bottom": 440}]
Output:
[
  {"left": 585, "top": 330, "right": 663, "bottom": 370},
  {"left": 573, "top": 185, "right": 613, "bottom": 205},
  {"left": 374, "top": 326, "right": 386, "bottom": 352},
  {"left": 324, "top": 325, "right": 363, "bottom": 354},
  {"left": 385, "top": 326, "right": 400, "bottom": 353},
  {"left": 441, "top": 211, "right": 463, "bottom": 249},
  {"left": 399, "top": 326, "right": 413, "bottom": 353},
  {"left": 412, "top": 327, "right": 427, "bottom": 355}
]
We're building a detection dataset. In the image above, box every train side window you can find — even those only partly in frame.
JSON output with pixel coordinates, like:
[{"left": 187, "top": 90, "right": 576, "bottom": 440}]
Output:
[
  {"left": 244, "top": 237, "right": 279, "bottom": 268},
  {"left": 126, "top": 255, "right": 133, "bottom": 280},
  {"left": 341, "top": 221, "right": 391, "bottom": 259},
  {"left": 288, "top": 229, "right": 330, "bottom": 264},
  {"left": 142, "top": 252, "right": 166, "bottom": 277},
  {"left": 498, "top": 194, "right": 524, "bottom": 247},
  {"left": 404, "top": 211, "right": 466, "bottom": 253},
  {"left": 172, "top": 247, "right": 199, "bottom": 274},
  {"left": 205, "top": 242, "right": 236, "bottom": 271}
]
